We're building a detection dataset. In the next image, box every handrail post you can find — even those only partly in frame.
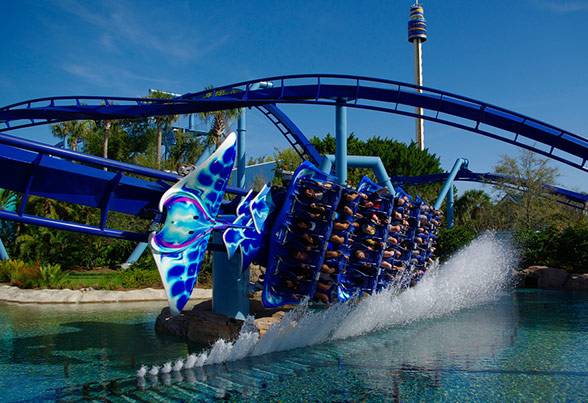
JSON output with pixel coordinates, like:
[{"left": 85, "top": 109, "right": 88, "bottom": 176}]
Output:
[{"left": 335, "top": 99, "right": 348, "bottom": 185}]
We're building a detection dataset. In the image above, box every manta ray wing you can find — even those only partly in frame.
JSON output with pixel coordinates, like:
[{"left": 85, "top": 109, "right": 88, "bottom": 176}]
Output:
[
  {"left": 159, "top": 132, "right": 237, "bottom": 217},
  {"left": 151, "top": 233, "right": 210, "bottom": 315}
]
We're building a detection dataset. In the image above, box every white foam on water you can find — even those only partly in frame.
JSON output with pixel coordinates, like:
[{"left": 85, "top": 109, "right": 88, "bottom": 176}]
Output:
[{"left": 140, "top": 232, "right": 516, "bottom": 375}]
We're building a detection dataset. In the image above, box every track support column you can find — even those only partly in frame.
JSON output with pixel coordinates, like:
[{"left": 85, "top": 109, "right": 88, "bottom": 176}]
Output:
[
  {"left": 434, "top": 158, "right": 468, "bottom": 227},
  {"left": 447, "top": 185, "right": 455, "bottom": 228},
  {"left": 335, "top": 100, "right": 348, "bottom": 185},
  {"left": 237, "top": 109, "right": 246, "bottom": 188},
  {"left": 212, "top": 232, "right": 249, "bottom": 319}
]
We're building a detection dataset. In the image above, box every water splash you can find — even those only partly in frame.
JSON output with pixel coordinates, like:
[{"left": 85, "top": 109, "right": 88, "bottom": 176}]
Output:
[{"left": 140, "top": 232, "right": 515, "bottom": 375}]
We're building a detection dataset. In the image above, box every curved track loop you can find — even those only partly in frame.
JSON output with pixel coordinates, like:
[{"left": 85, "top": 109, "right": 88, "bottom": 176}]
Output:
[{"left": 1, "top": 74, "right": 587, "bottom": 171}]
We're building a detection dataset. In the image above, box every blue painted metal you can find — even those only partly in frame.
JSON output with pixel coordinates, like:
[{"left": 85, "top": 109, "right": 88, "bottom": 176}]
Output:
[
  {"left": 434, "top": 158, "right": 468, "bottom": 210},
  {"left": 124, "top": 242, "right": 148, "bottom": 267},
  {"left": 0, "top": 130, "right": 248, "bottom": 242},
  {"left": 229, "top": 161, "right": 277, "bottom": 188},
  {"left": 0, "top": 238, "right": 8, "bottom": 260},
  {"left": 447, "top": 185, "right": 455, "bottom": 228},
  {"left": 0, "top": 209, "right": 148, "bottom": 241},
  {"left": 237, "top": 109, "right": 246, "bottom": 188},
  {"left": 256, "top": 104, "right": 322, "bottom": 164},
  {"left": 3, "top": 75, "right": 585, "bottom": 171},
  {"left": 391, "top": 168, "right": 588, "bottom": 210},
  {"left": 212, "top": 232, "right": 249, "bottom": 319},
  {"left": 324, "top": 155, "right": 396, "bottom": 195},
  {"left": 335, "top": 100, "right": 348, "bottom": 185}
]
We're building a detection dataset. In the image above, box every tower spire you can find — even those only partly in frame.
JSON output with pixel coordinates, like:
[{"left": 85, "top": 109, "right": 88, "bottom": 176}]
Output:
[{"left": 408, "top": 2, "right": 427, "bottom": 151}]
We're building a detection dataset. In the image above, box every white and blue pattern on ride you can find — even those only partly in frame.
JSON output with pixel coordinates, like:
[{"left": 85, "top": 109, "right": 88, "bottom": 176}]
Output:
[
  {"left": 149, "top": 133, "right": 237, "bottom": 315},
  {"left": 222, "top": 185, "right": 273, "bottom": 270}
]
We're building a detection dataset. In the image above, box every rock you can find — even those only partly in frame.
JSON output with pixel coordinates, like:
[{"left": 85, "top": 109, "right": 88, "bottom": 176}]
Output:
[
  {"left": 249, "top": 264, "right": 265, "bottom": 284},
  {"left": 187, "top": 311, "right": 243, "bottom": 344},
  {"left": 517, "top": 266, "right": 569, "bottom": 289},
  {"left": 255, "top": 311, "right": 286, "bottom": 337},
  {"left": 564, "top": 274, "right": 588, "bottom": 291},
  {"left": 155, "top": 298, "right": 289, "bottom": 344}
]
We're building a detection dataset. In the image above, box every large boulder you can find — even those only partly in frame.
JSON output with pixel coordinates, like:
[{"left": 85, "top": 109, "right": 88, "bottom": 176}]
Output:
[
  {"left": 155, "top": 297, "right": 289, "bottom": 344},
  {"left": 564, "top": 274, "right": 588, "bottom": 291},
  {"left": 517, "top": 266, "right": 569, "bottom": 289}
]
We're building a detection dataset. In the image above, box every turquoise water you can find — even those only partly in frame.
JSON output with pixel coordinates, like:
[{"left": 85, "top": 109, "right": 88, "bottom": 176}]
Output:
[{"left": 1, "top": 289, "right": 587, "bottom": 402}]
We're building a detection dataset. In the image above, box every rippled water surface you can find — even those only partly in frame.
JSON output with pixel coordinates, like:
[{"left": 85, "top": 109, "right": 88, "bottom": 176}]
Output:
[{"left": 1, "top": 236, "right": 587, "bottom": 401}]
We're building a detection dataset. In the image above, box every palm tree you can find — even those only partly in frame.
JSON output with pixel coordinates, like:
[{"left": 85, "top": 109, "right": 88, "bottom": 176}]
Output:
[
  {"left": 198, "top": 87, "right": 241, "bottom": 147},
  {"left": 147, "top": 91, "right": 179, "bottom": 169},
  {"left": 103, "top": 120, "right": 111, "bottom": 159},
  {"left": 51, "top": 120, "right": 91, "bottom": 151},
  {"left": 455, "top": 189, "right": 492, "bottom": 227}
]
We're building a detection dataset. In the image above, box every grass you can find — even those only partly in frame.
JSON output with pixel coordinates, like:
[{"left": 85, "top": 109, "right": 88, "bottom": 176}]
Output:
[{"left": 62, "top": 271, "right": 124, "bottom": 290}]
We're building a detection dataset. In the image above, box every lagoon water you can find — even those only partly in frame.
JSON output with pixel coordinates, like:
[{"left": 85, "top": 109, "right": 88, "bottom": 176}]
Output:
[{"left": 1, "top": 236, "right": 587, "bottom": 401}]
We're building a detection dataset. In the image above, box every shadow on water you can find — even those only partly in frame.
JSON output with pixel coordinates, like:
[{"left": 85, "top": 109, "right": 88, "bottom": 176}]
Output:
[{"left": 7, "top": 320, "right": 205, "bottom": 367}]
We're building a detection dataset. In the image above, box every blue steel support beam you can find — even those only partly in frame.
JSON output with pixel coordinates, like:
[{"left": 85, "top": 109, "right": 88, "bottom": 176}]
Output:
[
  {"left": 210, "top": 110, "right": 250, "bottom": 319},
  {"left": 124, "top": 243, "right": 148, "bottom": 268},
  {"left": 447, "top": 185, "right": 455, "bottom": 228},
  {"left": 212, "top": 232, "right": 249, "bottom": 319},
  {"left": 0, "top": 238, "right": 8, "bottom": 260},
  {"left": 434, "top": 158, "right": 469, "bottom": 210},
  {"left": 335, "top": 100, "right": 348, "bottom": 185},
  {"left": 324, "top": 155, "right": 396, "bottom": 195},
  {"left": 237, "top": 109, "right": 246, "bottom": 188}
]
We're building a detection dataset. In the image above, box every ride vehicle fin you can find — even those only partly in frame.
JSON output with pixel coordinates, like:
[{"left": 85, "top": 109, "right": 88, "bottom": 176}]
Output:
[{"left": 149, "top": 133, "right": 237, "bottom": 315}]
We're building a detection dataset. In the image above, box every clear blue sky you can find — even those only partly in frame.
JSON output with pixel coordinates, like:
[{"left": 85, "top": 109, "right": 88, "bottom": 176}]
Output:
[{"left": 1, "top": 0, "right": 587, "bottom": 194}]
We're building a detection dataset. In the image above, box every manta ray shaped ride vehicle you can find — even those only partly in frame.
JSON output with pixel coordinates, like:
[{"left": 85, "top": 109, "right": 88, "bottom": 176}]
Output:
[{"left": 150, "top": 133, "right": 442, "bottom": 314}]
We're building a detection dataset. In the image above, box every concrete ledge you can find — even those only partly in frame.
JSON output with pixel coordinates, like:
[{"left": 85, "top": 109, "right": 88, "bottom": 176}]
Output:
[{"left": 0, "top": 284, "right": 212, "bottom": 304}]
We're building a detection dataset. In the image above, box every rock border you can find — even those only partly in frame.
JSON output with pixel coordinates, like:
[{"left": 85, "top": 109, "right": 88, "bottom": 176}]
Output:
[
  {"left": 0, "top": 284, "right": 212, "bottom": 304},
  {"left": 514, "top": 266, "right": 588, "bottom": 290}
]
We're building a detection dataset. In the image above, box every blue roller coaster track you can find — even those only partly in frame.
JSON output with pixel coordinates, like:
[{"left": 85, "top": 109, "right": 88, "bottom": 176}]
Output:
[
  {"left": 2, "top": 74, "right": 587, "bottom": 171},
  {"left": 0, "top": 74, "right": 586, "bottom": 242}
]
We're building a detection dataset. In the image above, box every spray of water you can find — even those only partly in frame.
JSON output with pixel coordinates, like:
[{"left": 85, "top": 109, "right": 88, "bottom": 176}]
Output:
[{"left": 138, "top": 232, "right": 515, "bottom": 377}]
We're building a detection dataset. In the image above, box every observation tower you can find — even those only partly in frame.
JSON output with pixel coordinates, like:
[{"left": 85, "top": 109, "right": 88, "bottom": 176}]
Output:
[{"left": 408, "top": 1, "right": 427, "bottom": 150}]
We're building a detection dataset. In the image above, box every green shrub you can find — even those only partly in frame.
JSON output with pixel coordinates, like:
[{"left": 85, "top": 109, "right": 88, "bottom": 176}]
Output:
[
  {"left": 38, "top": 263, "right": 67, "bottom": 288},
  {"left": 516, "top": 222, "right": 588, "bottom": 273},
  {"left": 0, "top": 260, "right": 14, "bottom": 282},
  {"left": 120, "top": 268, "right": 161, "bottom": 289},
  {"left": 8, "top": 260, "right": 41, "bottom": 288},
  {"left": 436, "top": 226, "right": 478, "bottom": 261}
]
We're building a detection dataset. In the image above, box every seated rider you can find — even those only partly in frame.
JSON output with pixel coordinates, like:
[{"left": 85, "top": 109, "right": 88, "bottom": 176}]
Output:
[
  {"left": 344, "top": 192, "right": 360, "bottom": 202},
  {"left": 295, "top": 219, "right": 316, "bottom": 231},
  {"left": 303, "top": 188, "right": 324, "bottom": 200},
  {"left": 333, "top": 221, "right": 351, "bottom": 231},
  {"left": 361, "top": 223, "right": 376, "bottom": 236},
  {"left": 309, "top": 202, "right": 326, "bottom": 213},
  {"left": 330, "top": 234, "right": 345, "bottom": 245}
]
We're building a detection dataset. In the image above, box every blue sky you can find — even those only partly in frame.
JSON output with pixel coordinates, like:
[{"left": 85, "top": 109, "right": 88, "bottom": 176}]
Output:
[{"left": 1, "top": 0, "right": 587, "bottom": 194}]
